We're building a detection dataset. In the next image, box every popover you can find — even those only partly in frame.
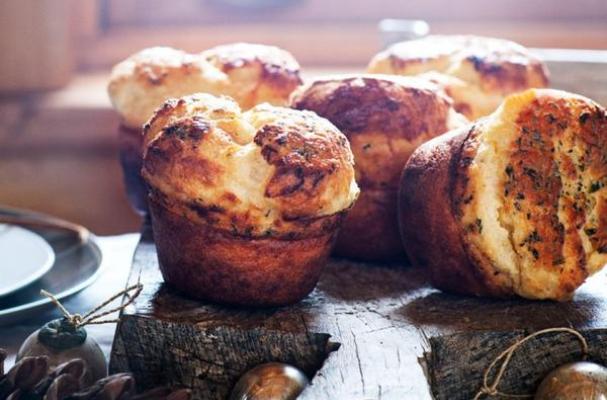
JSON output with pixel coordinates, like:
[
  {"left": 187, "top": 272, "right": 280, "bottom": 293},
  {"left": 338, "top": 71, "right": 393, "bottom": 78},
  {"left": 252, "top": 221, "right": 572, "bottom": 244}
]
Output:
[
  {"left": 142, "top": 93, "right": 359, "bottom": 306},
  {"left": 291, "top": 74, "right": 467, "bottom": 261},
  {"left": 107, "top": 43, "right": 302, "bottom": 214},
  {"left": 109, "top": 44, "right": 302, "bottom": 129},
  {"left": 400, "top": 89, "right": 607, "bottom": 300},
  {"left": 367, "top": 35, "right": 549, "bottom": 120}
]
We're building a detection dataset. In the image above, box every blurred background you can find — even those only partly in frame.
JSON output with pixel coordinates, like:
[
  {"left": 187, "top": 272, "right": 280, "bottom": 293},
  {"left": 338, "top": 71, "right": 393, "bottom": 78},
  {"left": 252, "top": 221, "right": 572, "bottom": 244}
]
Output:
[{"left": 1, "top": 0, "right": 606, "bottom": 234}]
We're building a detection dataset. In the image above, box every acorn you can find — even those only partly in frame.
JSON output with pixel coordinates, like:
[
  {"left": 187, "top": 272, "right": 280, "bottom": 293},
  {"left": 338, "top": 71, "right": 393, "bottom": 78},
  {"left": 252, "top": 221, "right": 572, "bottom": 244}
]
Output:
[
  {"left": 16, "top": 317, "right": 107, "bottom": 387},
  {"left": 229, "top": 362, "right": 309, "bottom": 400},
  {"left": 535, "top": 361, "right": 607, "bottom": 400}
]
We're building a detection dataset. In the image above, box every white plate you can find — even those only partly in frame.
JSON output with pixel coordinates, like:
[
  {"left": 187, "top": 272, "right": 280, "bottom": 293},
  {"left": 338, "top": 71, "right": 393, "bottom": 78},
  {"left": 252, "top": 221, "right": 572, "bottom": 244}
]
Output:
[{"left": 0, "top": 224, "right": 55, "bottom": 297}]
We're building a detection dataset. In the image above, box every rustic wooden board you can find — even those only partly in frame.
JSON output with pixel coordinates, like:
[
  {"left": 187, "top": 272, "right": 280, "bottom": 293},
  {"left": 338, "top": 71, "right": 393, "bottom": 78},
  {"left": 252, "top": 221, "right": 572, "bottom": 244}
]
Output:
[
  {"left": 109, "top": 222, "right": 607, "bottom": 400},
  {"left": 427, "top": 329, "right": 607, "bottom": 400},
  {"left": 108, "top": 59, "right": 607, "bottom": 399}
]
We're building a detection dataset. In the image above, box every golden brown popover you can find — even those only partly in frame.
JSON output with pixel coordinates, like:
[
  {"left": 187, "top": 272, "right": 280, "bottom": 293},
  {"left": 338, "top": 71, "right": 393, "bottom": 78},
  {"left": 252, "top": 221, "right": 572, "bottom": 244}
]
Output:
[
  {"left": 291, "top": 74, "right": 467, "bottom": 261},
  {"left": 400, "top": 89, "right": 607, "bottom": 300},
  {"left": 368, "top": 35, "right": 549, "bottom": 120},
  {"left": 107, "top": 43, "right": 302, "bottom": 213},
  {"left": 109, "top": 44, "right": 302, "bottom": 129},
  {"left": 142, "top": 93, "right": 359, "bottom": 306}
]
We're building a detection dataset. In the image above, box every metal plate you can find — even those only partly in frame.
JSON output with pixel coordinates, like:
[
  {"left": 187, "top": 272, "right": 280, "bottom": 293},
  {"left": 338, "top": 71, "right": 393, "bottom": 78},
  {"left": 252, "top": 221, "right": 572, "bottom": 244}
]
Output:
[{"left": 0, "top": 208, "right": 102, "bottom": 326}]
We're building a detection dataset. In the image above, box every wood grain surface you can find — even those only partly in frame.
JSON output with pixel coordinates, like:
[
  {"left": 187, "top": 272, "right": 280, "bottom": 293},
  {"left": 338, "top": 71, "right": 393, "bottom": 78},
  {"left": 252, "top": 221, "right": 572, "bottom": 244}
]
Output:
[
  {"left": 110, "top": 222, "right": 607, "bottom": 399},
  {"left": 427, "top": 329, "right": 607, "bottom": 400}
]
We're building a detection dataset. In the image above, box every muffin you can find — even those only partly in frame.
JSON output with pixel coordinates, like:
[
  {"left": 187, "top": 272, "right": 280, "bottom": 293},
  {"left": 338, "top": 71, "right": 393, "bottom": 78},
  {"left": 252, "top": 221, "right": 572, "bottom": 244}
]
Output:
[
  {"left": 367, "top": 35, "right": 550, "bottom": 120},
  {"left": 291, "top": 75, "right": 467, "bottom": 261},
  {"left": 107, "top": 43, "right": 302, "bottom": 214},
  {"left": 399, "top": 89, "right": 607, "bottom": 300},
  {"left": 141, "top": 93, "right": 359, "bottom": 306}
]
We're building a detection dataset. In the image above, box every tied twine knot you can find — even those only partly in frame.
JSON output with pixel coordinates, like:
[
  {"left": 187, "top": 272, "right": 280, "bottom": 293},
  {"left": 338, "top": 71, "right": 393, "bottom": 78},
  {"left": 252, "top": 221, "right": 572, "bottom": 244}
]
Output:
[
  {"left": 40, "top": 283, "right": 143, "bottom": 328},
  {"left": 473, "top": 327, "right": 589, "bottom": 399}
]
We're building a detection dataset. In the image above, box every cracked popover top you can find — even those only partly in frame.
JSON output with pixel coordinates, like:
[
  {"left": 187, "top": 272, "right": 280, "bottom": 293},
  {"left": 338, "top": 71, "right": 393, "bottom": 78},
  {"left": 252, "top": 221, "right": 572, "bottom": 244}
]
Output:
[
  {"left": 141, "top": 93, "right": 359, "bottom": 238},
  {"left": 291, "top": 74, "right": 468, "bottom": 190},
  {"left": 367, "top": 35, "right": 549, "bottom": 120},
  {"left": 107, "top": 43, "right": 302, "bottom": 129}
]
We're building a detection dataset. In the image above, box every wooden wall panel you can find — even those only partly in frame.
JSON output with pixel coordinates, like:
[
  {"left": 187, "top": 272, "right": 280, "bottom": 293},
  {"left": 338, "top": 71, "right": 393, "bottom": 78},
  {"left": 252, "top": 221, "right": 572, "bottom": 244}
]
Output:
[
  {"left": 106, "top": 0, "right": 607, "bottom": 25},
  {"left": 78, "top": 21, "right": 607, "bottom": 69}
]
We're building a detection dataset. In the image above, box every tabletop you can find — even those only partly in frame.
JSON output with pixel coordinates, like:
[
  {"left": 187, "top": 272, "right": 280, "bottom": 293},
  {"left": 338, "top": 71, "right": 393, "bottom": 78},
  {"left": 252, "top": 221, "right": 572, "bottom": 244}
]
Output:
[{"left": 0, "top": 233, "right": 140, "bottom": 369}]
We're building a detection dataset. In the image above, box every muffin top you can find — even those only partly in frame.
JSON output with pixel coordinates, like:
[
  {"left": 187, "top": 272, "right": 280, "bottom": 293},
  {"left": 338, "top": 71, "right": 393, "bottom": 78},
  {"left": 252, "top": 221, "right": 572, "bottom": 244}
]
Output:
[
  {"left": 453, "top": 89, "right": 607, "bottom": 300},
  {"left": 142, "top": 93, "right": 359, "bottom": 238},
  {"left": 108, "top": 43, "right": 302, "bottom": 129},
  {"left": 291, "top": 74, "right": 468, "bottom": 190},
  {"left": 367, "top": 35, "right": 549, "bottom": 119},
  {"left": 201, "top": 43, "right": 302, "bottom": 110}
]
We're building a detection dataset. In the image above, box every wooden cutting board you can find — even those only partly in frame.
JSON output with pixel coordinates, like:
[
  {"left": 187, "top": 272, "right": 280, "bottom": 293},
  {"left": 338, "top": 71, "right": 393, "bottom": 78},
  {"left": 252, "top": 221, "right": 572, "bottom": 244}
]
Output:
[{"left": 109, "top": 221, "right": 607, "bottom": 400}]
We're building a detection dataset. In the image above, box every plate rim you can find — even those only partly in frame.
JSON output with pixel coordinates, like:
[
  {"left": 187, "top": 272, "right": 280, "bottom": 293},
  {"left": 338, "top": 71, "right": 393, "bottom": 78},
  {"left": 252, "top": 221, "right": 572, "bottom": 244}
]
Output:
[
  {"left": 0, "top": 206, "right": 104, "bottom": 323},
  {"left": 0, "top": 236, "right": 103, "bottom": 321},
  {"left": 0, "top": 224, "right": 56, "bottom": 297}
]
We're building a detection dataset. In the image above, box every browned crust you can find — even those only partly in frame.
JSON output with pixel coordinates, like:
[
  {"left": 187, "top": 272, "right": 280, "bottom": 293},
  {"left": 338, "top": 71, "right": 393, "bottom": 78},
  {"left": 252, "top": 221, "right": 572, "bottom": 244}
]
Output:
[
  {"left": 291, "top": 75, "right": 464, "bottom": 261},
  {"left": 292, "top": 75, "right": 462, "bottom": 261},
  {"left": 333, "top": 188, "right": 405, "bottom": 261},
  {"left": 398, "top": 126, "right": 510, "bottom": 297},
  {"left": 254, "top": 120, "right": 353, "bottom": 219},
  {"left": 133, "top": 53, "right": 198, "bottom": 86},
  {"left": 141, "top": 94, "right": 357, "bottom": 238},
  {"left": 202, "top": 43, "right": 303, "bottom": 108},
  {"left": 400, "top": 90, "right": 607, "bottom": 299},
  {"left": 202, "top": 43, "right": 301, "bottom": 84},
  {"left": 370, "top": 35, "right": 549, "bottom": 94},
  {"left": 291, "top": 75, "right": 452, "bottom": 143},
  {"left": 149, "top": 196, "right": 338, "bottom": 306},
  {"left": 466, "top": 54, "right": 549, "bottom": 93}
]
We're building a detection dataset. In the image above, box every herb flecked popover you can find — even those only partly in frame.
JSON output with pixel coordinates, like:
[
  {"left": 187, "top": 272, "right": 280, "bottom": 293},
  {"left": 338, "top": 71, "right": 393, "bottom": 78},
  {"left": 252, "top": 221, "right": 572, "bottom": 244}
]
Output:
[
  {"left": 291, "top": 74, "right": 467, "bottom": 261},
  {"left": 107, "top": 43, "right": 302, "bottom": 213},
  {"left": 141, "top": 93, "right": 359, "bottom": 306},
  {"left": 400, "top": 89, "right": 607, "bottom": 301},
  {"left": 368, "top": 35, "right": 550, "bottom": 120}
]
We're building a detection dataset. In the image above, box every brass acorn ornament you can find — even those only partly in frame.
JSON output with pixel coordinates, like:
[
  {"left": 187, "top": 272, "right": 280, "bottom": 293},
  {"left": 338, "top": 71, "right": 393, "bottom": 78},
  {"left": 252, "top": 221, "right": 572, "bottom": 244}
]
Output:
[
  {"left": 474, "top": 327, "right": 607, "bottom": 400},
  {"left": 534, "top": 361, "right": 607, "bottom": 400},
  {"left": 229, "top": 362, "right": 309, "bottom": 400}
]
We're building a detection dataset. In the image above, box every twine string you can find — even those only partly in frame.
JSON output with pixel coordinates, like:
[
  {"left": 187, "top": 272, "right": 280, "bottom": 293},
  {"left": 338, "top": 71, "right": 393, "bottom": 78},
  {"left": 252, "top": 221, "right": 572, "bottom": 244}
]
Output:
[
  {"left": 40, "top": 283, "right": 143, "bottom": 328},
  {"left": 473, "top": 327, "right": 588, "bottom": 399}
]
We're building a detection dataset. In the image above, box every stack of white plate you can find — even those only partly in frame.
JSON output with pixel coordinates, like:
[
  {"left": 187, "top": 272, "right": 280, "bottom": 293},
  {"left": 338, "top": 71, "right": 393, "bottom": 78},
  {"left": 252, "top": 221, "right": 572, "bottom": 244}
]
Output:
[{"left": 0, "top": 209, "right": 102, "bottom": 325}]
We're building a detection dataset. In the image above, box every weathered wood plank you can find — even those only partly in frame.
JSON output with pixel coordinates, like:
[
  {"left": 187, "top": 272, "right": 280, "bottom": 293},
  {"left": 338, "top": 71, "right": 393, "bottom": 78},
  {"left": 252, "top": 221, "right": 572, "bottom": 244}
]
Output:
[
  {"left": 108, "top": 61, "right": 607, "bottom": 399},
  {"left": 109, "top": 221, "right": 607, "bottom": 400},
  {"left": 426, "top": 329, "right": 607, "bottom": 400}
]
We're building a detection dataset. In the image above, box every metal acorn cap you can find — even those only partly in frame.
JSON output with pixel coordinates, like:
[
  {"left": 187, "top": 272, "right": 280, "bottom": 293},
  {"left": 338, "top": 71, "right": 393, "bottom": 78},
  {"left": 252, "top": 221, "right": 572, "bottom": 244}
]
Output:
[
  {"left": 229, "top": 362, "right": 309, "bottom": 400},
  {"left": 535, "top": 361, "right": 607, "bottom": 400}
]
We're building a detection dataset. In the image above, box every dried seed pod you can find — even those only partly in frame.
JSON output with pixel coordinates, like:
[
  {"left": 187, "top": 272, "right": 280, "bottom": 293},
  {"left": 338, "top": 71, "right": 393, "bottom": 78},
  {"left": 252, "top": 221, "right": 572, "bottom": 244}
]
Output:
[
  {"left": 535, "top": 361, "right": 607, "bottom": 400},
  {"left": 17, "top": 319, "right": 107, "bottom": 387},
  {"left": 52, "top": 359, "right": 86, "bottom": 382},
  {"left": 229, "top": 363, "right": 309, "bottom": 400},
  {"left": 0, "top": 357, "right": 49, "bottom": 400},
  {"left": 130, "top": 387, "right": 192, "bottom": 400},
  {"left": 28, "top": 359, "right": 86, "bottom": 399},
  {"left": 65, "top": 373, "right": 135, "bottom": 400},
  {"left": 7, "top": 388, "right": 24, "bottom": 400},
  {"left": 166, "top": 388, "right": 192, "bottom": 400},
  {"left": 130, "top": 387, "right": 171, "bottom": 400},
  {"left": 0, "top": 376, "right": 14, "bottom": 399},
  {"left": 10, "top": 356, "right": 49, "bottom": 392},
  {"left": 43, "top": 374, "right": 80, "bottom": 400}
]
